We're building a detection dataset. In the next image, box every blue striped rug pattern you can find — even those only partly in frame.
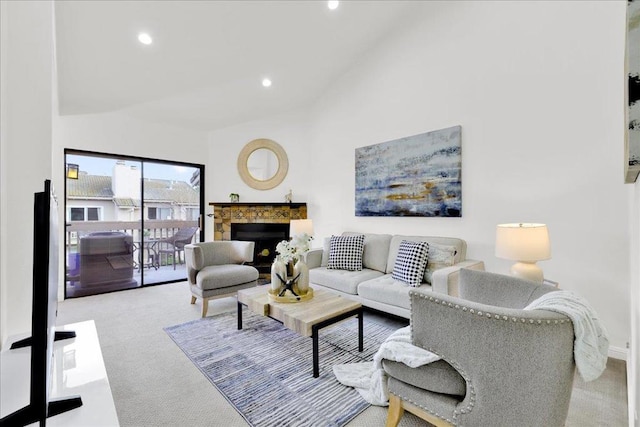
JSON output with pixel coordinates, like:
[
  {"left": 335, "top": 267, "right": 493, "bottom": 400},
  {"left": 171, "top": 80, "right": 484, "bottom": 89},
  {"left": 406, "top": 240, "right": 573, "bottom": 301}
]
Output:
[{"left": 164, "top": 309, "right": 397, "bottom": 427}]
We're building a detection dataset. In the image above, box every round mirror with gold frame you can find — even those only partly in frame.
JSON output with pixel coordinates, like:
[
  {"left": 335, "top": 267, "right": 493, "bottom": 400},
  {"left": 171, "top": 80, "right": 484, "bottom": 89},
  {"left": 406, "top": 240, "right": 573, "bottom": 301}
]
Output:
[{"left": 237, "top": 138, "right": 289, "bottom": 190}]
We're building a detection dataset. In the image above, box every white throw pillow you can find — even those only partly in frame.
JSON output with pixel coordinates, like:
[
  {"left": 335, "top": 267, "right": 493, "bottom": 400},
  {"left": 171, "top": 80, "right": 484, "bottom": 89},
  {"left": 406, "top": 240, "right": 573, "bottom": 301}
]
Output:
[{"left": 424, "top": 244, "right": 458, "bottom": 284}]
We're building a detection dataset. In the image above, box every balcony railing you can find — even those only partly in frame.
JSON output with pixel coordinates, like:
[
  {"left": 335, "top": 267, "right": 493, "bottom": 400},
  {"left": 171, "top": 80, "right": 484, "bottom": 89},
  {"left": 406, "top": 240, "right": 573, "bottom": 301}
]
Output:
[
  {"left": 66, "top": 219, "right": 199, "bottom": 271},
  {"left": 65, "top": 220, "right": 199, "bottom": 297},
  {"left": 66, "top": 219, "right": 199, "bottom": 246}
]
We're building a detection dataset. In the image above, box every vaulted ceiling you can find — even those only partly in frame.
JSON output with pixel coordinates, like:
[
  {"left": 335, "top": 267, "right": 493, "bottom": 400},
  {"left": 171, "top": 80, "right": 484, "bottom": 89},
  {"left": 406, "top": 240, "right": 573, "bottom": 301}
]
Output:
[{"left": 54, "top": 1, "right": 426, "bottom": 131}]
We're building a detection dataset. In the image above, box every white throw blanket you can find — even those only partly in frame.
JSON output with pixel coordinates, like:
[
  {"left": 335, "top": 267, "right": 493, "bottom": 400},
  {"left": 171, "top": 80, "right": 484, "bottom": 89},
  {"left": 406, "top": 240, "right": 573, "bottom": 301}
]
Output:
[
  {"left": 524, "top": 290, "right": 609, "bottom": 382},
  {"left": 333, "top": 326, "right": 440, "bottom": 405},
  {"left": 334, "top": 290, "right": 609, "bottom": 405}
]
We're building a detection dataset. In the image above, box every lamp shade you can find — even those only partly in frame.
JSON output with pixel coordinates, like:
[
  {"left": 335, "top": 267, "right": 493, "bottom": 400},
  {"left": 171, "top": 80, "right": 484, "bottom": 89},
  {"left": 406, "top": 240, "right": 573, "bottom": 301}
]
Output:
[
  {"left": 495, "top": 223, "right": 551, "bottom": 262},
  {"left": 289, "top": 219, "right": 313, "bottom": 236}
]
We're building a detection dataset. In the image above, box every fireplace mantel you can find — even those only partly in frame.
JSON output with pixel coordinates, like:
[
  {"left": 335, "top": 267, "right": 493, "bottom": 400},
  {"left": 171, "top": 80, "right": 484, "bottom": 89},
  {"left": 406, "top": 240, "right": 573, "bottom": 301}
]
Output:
[
  {"left": 209, "top": 202, "right": 307, "bottom": 240},
  {"left": 209, "top": 202, "right": 307, "bottom": 208}
]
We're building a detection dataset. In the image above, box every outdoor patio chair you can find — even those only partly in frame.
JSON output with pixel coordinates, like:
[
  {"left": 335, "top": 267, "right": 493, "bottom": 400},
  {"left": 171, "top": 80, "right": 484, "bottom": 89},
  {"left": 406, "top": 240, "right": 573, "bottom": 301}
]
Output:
[{"left": 157, "top": 226, "right": 199, "bottom": 269}]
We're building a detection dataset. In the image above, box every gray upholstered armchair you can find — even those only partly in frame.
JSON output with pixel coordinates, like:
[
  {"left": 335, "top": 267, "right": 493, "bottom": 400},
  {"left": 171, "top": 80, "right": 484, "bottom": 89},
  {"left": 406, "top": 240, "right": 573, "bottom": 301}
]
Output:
[
  {"left": 384, "top": 269, "right": 575, "bottom": 427},
  {"left": 184, "top": 241, "right": 259, "bottom": 317}
]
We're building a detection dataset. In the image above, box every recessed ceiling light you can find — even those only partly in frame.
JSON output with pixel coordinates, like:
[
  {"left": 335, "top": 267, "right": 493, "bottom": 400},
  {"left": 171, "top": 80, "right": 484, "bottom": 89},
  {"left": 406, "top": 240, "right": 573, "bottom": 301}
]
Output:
[
  {"left": 262, "top": 78, "right": 272, "bottom": 88},
  {"left": 138, "top": 33, "right": 153, "bottom": 45},
  {"left": 328, "top": 1, "right": 339, "bottom": 10}
]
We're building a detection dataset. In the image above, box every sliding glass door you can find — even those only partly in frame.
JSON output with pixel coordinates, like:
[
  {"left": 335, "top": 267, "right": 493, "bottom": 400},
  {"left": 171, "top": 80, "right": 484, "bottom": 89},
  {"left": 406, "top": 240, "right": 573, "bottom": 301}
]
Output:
[
  {"left": 141, "top": 161, "right": 202, "bottom": 285},
  {"left": 64, "top": 150, "right": 204, "bottom": 298}
]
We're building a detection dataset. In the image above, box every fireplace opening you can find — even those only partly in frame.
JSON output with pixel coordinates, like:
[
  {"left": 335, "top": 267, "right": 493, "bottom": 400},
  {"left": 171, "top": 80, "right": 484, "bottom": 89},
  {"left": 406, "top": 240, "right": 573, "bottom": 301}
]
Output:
[{"left": 231, "top": 223, "right": 290, "bottom": 274}]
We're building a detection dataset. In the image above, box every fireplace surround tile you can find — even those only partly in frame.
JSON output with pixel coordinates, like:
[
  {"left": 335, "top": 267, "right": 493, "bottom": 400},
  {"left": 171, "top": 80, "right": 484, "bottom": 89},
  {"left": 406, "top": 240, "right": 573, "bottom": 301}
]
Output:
[{"left": 210, "top": 202, "right": 307, "bottom": 241}]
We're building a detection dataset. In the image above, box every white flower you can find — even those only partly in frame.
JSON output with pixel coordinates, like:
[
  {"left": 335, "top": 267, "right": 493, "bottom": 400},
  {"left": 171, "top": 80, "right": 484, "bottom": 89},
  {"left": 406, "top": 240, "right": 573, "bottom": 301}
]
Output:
[{"left": 275, "top": 233, "right": 313, "bottom": 263}]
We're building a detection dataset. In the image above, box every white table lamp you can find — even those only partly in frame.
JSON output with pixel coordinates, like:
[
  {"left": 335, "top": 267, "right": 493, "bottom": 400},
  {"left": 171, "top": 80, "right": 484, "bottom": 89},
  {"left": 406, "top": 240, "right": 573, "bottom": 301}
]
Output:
[
  {"left": 495, "top": 223, "right": 551, "bottom": 283},
  {"left": 289, "top": 219, "right": 313, "bottom": 237}
]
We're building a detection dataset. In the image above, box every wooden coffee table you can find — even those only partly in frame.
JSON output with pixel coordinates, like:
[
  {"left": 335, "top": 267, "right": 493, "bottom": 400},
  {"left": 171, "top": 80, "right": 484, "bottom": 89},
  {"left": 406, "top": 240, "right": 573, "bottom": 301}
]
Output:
[{"left": 237, "top": 286, "right": 363, "bottom": 378}]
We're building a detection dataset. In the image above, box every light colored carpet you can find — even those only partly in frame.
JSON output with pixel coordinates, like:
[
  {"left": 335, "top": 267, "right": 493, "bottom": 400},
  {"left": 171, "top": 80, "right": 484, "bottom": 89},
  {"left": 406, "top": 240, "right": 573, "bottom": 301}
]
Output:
[{"left": 57, "top": 282, "right": 628, "bottom": 427}]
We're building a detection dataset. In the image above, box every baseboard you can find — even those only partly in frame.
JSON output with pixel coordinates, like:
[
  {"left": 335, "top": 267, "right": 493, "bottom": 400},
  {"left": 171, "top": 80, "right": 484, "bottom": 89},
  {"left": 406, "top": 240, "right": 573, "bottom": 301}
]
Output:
[
  {"left": 609, "top": 345, "right": 628, "bottom": 360},
  {"left": 627, "top": 351, "right": 636, "bottom": 427}
]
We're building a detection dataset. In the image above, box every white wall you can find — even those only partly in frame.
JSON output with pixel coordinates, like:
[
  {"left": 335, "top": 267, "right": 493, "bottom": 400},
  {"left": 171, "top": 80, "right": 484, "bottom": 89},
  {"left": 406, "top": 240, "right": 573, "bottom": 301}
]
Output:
[
  {"left": 0, "top": 0, "right": 55, "bottom": 347},
  {"left": 208, "top": 2, "right": 630, "bottom": 354},
  {"left": 310, "top": 0, "right": 629, "bottom": 352},
  {"left": 206, "top": 110, "right": 313, "bottom": 231}
]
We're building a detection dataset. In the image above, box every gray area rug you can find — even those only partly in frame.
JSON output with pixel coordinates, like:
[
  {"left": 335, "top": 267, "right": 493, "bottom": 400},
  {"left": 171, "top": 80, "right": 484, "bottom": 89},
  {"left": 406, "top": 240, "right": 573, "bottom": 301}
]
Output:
[{"left": 165, "top": 309, "right": 397, "bottom": 427}]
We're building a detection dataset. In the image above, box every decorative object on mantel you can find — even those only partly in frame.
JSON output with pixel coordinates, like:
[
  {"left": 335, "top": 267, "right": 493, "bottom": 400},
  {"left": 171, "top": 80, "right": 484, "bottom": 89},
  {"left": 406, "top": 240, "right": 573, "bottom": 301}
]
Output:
[
  {"left": 229, "top": 193, "right": 239, "bottom": 203},
  {"left": 285, "top": 188, "right": 292, "bottom": 203},
  {"left": 237, "top": 138, "right": 289, "bottom": 190},
  {"left": 269, "top": 228, "right": 313, "bottom": 302},
  {"left": 625, "top": 0, "right": 640, "bottom": 183},
  {"left": 495, "top": 223, "right": 551, "bottom": 283},
  {"left": 355, "top": 125, "right": 462, "bottom": 217}
]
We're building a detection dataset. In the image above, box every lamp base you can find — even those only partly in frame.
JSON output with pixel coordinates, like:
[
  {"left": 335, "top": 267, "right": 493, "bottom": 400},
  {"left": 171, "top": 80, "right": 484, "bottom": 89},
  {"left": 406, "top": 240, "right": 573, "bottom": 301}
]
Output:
[{"left": 510, "top": 262, "right": 544, "bottom": 283}]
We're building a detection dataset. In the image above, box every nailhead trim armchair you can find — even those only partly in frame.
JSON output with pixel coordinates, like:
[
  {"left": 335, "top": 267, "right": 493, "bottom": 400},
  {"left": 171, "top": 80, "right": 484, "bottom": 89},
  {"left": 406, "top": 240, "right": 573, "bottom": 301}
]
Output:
[{"left": 384, "top": 269, "right": 575, "bottom": 427}]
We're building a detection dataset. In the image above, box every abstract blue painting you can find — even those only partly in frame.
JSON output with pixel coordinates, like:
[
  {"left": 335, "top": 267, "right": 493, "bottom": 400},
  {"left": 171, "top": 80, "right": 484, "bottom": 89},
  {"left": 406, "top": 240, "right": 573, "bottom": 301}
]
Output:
[{"left": 355, "top": 126, "right": 462, "bottom": 217}]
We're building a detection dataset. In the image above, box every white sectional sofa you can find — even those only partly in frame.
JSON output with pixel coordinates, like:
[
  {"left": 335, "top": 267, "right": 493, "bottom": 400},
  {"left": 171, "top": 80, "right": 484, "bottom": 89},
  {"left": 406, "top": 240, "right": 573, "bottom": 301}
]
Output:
[{"left": 306, "top": 232, "right": 484, "bottom": 318}]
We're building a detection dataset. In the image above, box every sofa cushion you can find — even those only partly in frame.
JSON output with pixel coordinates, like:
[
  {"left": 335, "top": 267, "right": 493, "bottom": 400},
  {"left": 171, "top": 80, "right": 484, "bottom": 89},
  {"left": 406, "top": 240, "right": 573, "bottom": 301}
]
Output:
[
  {"left": 382, "top": 359, "right": 466, "bottom": 397},
  {"left": 357, "top": 275, "right": 432, "bottom": 310},
  {"left": 309, "top": 267, "right": 383, "bottom": 294},
  {"left": 392, "top": 240, "right": 429, "bottom": 287},
  {"left": 320, "top": 237, "right": 330, "bottom": 267},
  {"left": 196, "top": 264, "right": 259, "bottom": 291},
  {"left": 327, "top": 234, "right": 365, "bottom": 271},
  {"left": 424, "top": 243, "right": 457, "bottom": 284}
]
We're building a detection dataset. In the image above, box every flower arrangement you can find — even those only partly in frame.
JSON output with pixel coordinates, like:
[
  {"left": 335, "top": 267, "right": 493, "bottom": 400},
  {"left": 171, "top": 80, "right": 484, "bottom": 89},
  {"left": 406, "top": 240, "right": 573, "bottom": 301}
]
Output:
[{"left": 275, "top": 233, "right": 313, "bottom": 264}]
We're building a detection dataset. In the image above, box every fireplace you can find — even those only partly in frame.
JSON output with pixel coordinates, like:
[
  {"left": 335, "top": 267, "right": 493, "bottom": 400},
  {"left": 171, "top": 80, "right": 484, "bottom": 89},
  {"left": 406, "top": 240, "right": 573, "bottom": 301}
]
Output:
[
  {"left": 231, "top": 223, "right": 290, "bottom": 273},
  {"left": 211, "top": 202, "right": 306, "bottom": 276}
]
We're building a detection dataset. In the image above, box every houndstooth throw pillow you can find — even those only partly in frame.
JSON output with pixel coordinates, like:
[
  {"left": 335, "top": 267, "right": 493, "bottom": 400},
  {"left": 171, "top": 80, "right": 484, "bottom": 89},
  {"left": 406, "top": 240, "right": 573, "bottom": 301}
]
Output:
[
  {"left": 327, "top": 234, "right": 365, "bottom": 271},
  {"left": 392, "top": 240, "right": 430, "bottom": 287}
]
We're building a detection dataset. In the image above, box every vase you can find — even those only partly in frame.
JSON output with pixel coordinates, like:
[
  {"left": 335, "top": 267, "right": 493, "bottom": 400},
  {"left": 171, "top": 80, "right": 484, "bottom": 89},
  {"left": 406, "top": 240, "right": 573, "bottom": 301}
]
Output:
[
  {"left": 294, "top": 256, "right": 309, "bottom": 294},
  {"left": 271, "top": 258, "right": 287, "bottom": 293}
]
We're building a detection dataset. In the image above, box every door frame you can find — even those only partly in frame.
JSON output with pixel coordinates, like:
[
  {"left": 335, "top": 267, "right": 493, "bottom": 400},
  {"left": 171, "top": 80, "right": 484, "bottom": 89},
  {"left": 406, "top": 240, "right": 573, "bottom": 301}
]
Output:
[{"left": 63, "top": 148, "right": 205, "bottom": 297}]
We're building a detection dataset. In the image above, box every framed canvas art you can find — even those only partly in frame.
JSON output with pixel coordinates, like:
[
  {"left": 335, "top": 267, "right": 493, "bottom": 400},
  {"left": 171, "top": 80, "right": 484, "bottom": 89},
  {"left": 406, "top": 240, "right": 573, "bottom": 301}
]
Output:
[{"left": 355, "top": 125, "right": 462, "bottom": 217}]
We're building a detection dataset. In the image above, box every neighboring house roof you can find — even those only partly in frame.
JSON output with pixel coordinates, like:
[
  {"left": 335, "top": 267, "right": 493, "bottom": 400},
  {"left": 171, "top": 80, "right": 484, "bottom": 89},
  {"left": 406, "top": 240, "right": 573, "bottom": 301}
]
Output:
[
  {"left": 143, "top": 179, "right": 199, "bottom": 205},
  {"left": 113, "top": 198, "right": 141, "bottom": 207},
  {"left": 67, "top": 174, "right": 112, "bottom": 199},
  {"left": 67, "top": 174, "right": 198, "bottom": 206}
]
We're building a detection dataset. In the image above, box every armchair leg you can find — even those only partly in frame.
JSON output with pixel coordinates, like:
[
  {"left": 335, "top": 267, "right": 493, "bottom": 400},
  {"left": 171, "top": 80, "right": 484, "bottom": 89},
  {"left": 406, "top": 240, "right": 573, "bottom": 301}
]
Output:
[
  {"left": 190, "top": 296, "right": 196, "bottom": 304},
  {"left": 387, "top": 393, "right": 454, "bottom": 427},
  {"left": 201, "top": 298, "right": 209, "bottom": 317},
  {"left": 386, "top": 394, "right": 404, "bottom": 427}
]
